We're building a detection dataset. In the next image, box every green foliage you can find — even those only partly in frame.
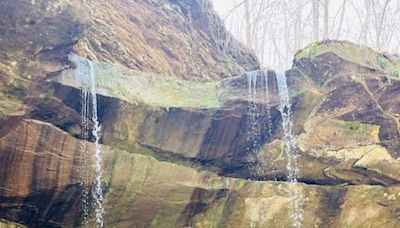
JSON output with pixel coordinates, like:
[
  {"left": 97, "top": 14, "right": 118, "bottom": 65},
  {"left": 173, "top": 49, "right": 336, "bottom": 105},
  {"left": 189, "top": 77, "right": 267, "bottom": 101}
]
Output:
[
  {"left": 94, "top": 61, "right": 222, "bottom": 108},
  {"left": 236, "top": 179, "right": 247, "bottom": 190},
  {"left": 348, "top": 121, "right": 361, "bottom": 130},
  {"left": 295, "top": 42, "right": 320, "bottom": 59},
  {"left": 0, "top": 92, "right": 23, "bottom": 118},
  {"left": 54, "top": 59, "right": 223, "bottom": 109},
  {"left": 294, "top": 41, "right": 400, "bottom": 82},
  {"left": 305, "top": 45, "right": 318, "bottom": 58},
  {"left": 335, "top": 120, "right": 378, "bottom": 134},
  {"left": 391, "top": 68, "right": 399, "bottom": 78},
  {"left": 377, "top": 57, "right": 388, "bottom": 70}
]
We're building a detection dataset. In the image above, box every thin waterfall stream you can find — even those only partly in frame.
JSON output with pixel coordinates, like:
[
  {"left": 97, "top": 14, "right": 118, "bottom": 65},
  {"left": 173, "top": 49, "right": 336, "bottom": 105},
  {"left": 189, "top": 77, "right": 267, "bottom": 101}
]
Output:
[
  {"left": 275, "top": 71, "right": 303, "bottom": 227},
  {"left": 88, "top": 60, "right": 105, "bottom": 228},
  {"left": 246, "top": 71, "right": 261, "bottom": 168},
  {"left": 246, "top": 70, "right": 303, "bottom": 227},
  {"left": 80, "top": 88, "right": 90, "bottom": 225},
  {"left": 246, "top": 70, "right": 260, "bottom": 228},
  {"left": 263, "top": 70, "right": 273, "bottom": 138},
  {"left": 71, "top": 54, "right": 105, "bottom": 227}
]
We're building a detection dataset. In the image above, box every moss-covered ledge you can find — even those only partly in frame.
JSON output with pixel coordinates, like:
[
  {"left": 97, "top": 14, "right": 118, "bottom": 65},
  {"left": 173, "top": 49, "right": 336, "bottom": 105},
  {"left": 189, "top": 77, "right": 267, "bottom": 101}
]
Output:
[
  {"left": 294, "top": 40, "right": 400, "bottom": 80},
  {"left": 53, "top": 57, "right": 223, "bottom": 109}
]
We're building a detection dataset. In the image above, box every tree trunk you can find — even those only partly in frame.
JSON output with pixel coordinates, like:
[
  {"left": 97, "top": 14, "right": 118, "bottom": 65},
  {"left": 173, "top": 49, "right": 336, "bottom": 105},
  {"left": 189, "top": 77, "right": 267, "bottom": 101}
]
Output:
[
  {"left": 295, "top": 0, "right": 303, "bottom": 48},
  {"left": 312, "top": 0, "right": 319, "bottom": 40},
  {"left": 336, "top": 0, "right": 346, "bottom": 39},
  {"left": 244, "top": 0, "right": 251, "bottom": 48},
  {"left": 376, "top": 0, "right": 391, "bottom": 50},
  {"left": 323, "top": 0, "right": 330, "bottom": 40}
]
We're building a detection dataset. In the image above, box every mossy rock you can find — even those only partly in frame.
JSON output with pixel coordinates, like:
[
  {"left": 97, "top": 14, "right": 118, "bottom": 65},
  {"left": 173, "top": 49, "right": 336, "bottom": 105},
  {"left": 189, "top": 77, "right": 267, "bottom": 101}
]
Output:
[
  {"left": 54, "top": 57, "right": 222, "bottom": 109},
  {"left": 0, "top": 92, "right": 24, "bottom": 118},
  {"left": 294, "top": 40, "right": 400, "bottom": 80},
  {"left": 298, "top": 118, "right": 380, "bottom": 153}
]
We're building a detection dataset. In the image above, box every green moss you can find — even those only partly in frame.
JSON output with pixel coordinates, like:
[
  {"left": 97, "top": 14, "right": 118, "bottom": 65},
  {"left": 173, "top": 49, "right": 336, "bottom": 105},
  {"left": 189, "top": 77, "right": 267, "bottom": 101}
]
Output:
[
  {"left": 236, "top": 179, "right": 247, "bottom": 190},
  {"left": 97, "top": 62, "right": 221, "bottom": 108},
  {"left": 295, "top": 42, "right": 326, "bottom": 60},
  {"left": 334, "top": 120, "right": 378, "bottom": 135},
  {"left": 295, "top": 41, "right": 400, "bottom": 80},
  {"left": 391, "top": 68, "right": 399, "bottom": 78},
  {"left": 54, "top": 60, "right": 222, "bottom": 109},
  {"left": 377, "top": 56, "right": 388, "bottom": 70},
  {"left": 0, "top": 92, "right": 23, "bottom": 118},
  {"left": 217, "top": 84, "right": 234, "bottom": 101},
  {"left": 304, "top": 42, "right": 319, "bottom": 58}
]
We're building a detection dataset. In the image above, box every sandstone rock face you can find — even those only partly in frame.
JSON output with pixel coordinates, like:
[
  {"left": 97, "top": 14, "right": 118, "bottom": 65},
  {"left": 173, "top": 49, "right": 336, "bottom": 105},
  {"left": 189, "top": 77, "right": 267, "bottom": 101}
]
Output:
[
  {"left": 82, "top": 0, "right": 259, "bottom": 80},
  {"left": 0, "top": 0, "right": 258, "bottom": 82},
  {"left": 1, "top": 119, "right": 399, "bottom": 228},
  {"left": 0, "top": 220, "right": 26, "bottom": 228},
  {"left": 0, "top": 0, "right": 399, "bottom": 227}
]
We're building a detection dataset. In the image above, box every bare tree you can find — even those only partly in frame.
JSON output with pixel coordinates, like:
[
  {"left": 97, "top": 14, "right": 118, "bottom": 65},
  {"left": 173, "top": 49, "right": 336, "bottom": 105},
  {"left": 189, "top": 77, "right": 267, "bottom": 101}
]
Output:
[
  {"left": 295, "top": 0, "right": 303, "bottom": 48},
  {"left": 213, "top": 0, "right": 400, "bottom": 70},
  {"left": 244, "top": 0, "right": 251, "bottom": 47},
  {"left": 336, "top": 0, "right": 346, "bottom": 39},
  {"left": 312, "top": 0, "right": 320, "bottom": 40},
  {"left": 323, "top": 0, "right": 330, "bottom": 39},
  {"left": 376, "top": 0, "right": 391, "bottom": 50}
]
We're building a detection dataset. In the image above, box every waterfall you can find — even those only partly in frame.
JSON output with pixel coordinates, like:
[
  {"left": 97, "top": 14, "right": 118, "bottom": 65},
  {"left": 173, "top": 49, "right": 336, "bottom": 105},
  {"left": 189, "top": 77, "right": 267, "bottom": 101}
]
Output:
[
  {"left": 263, "top": 70, "right": 273, "bottom": 138},
  {"left": 70, "top": 53, "right": 105, "bottom": 227},
  {"left": 74, "top": 53, "right": 91, "bottom": 226},
  {"left": 80, "top": 88, "right": 90, "bottom": 225},
  {"left": 246, "top": 70, "right": 258, "bottom": 228},
  {"left": 88, "top": 60, "right": 105, "bottom": 228},
  {"left": 246, "top": 71, "right": 260, "bottom": 166},
  {"left": 275, "top": 71, "right": 303, "bottom": 227}
]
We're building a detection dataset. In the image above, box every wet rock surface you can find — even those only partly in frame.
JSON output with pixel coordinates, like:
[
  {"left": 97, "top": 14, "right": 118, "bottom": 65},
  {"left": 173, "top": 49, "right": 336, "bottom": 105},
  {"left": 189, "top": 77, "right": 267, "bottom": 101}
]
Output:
[{"left": 0, "top": 0, "right": 399, "bottom": 227}]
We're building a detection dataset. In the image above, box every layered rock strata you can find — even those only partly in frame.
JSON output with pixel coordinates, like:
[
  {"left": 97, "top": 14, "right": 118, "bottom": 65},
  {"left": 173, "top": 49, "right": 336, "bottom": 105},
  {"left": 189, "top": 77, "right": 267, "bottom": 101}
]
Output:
[{"left": 0, "top": 0, "right": 399, "bottom": 227}]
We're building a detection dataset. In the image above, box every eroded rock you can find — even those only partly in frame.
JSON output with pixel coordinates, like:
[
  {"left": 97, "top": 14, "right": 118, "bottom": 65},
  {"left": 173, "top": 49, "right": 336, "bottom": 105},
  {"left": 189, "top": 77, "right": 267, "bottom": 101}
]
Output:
[{"left": 0, "top": 0, "right": 399, "bottom": 227}]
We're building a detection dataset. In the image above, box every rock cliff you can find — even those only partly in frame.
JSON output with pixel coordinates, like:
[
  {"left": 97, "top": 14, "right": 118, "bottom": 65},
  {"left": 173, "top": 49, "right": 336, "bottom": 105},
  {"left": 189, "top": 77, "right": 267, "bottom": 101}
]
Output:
[{"left": 0, "top": 0, "right": 399, "bottom": 227}]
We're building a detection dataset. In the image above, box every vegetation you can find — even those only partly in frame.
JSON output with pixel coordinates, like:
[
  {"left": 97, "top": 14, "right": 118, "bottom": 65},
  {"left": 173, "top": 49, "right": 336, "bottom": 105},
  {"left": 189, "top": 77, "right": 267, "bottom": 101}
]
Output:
[
  {"left": 0, "top": 92, "right": 23, "bottom": 118},
  {"left": 93, "top": 62, "right": 222, "bottom": 109},
  {"left": 295, "top": 40, "right": 400, "bottom": 80}
]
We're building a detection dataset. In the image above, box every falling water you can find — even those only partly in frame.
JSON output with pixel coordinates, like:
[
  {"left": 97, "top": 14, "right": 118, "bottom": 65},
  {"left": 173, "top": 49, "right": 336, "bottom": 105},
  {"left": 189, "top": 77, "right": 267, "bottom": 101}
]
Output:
[
  {"left": 88, "top": 60, "right": 105, "bottom": 227},
  {"left": 275, "top": 71, "right": 302, "bottom": 227},
  {"left": 71, "top": 53, "right": 104, "bottom": 227},
  {"left": 246, "top": 70, "right": 259, "bottom": 228},
  {"left": 80, "top": 88, "right": 90, "bottom": 225},
  {"left": 72, "top": 53, "right": 91, "bottom": 226},
  {"left": 246, "top": 71, "right": 261, "bottom": 166},
  {"left": 263, "top": 70, "right": 273, "bottom": 138}
]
